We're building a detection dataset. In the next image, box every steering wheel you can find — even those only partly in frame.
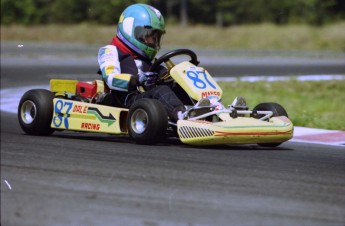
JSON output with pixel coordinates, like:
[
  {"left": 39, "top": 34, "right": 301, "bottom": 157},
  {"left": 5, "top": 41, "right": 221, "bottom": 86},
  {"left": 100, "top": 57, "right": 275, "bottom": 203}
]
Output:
[{"left": 149, "top": 49, "right": 199, "bottom": 84}]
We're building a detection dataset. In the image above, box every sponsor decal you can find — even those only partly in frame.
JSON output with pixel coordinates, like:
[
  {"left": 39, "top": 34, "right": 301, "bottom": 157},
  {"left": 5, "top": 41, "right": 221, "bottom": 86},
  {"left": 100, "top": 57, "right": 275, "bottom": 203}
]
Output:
[
  {"left": 73, "top": 105, "right": 88, "bottom": 114},
  {"left": 53, "top": 100, "right": 116, "bottom": 130},
  {"left": 81, "top": 122, "right": 100, "bottom": 131},
  {"left": 201, "top": 91, "right": 221, "bottom": 98}
]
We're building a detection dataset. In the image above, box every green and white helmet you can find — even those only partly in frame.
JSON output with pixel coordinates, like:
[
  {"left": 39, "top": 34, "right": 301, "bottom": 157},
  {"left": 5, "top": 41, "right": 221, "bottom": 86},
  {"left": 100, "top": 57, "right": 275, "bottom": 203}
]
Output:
[{"left": 117, "top": 4, "right": 165, "bottom": 60}]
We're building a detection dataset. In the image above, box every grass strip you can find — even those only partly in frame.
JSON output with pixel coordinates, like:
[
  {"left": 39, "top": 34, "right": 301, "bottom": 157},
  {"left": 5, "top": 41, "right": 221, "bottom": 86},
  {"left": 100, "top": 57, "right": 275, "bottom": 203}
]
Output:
[
  {"left": 2, "top": 22, "right": 345, "bottom": 51},
  {"left": 219, "top": 79, "right": 345, "bottom": 131}
]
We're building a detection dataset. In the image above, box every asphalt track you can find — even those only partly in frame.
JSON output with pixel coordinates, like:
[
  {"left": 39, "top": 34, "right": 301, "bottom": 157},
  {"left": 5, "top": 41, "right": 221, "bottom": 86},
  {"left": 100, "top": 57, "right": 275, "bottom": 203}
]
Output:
[{"left": 1, "top": 44, "right": 345, "bottom": 225}]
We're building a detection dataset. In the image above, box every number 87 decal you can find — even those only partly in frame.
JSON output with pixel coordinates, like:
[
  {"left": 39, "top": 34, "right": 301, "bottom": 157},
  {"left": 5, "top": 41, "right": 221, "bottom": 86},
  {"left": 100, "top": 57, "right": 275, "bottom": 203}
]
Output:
[
  {"left": 53, "top": 100, "right": 72, "bottom": 128},
  {"left": 186, "top": 70, "right": 216, "bottom": 89}
]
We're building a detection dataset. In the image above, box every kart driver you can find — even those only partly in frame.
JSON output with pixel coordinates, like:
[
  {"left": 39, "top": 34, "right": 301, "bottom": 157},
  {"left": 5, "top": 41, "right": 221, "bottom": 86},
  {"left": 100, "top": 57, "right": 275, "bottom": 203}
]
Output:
[{"left": 97, "top": 3, "right": 209, "bottom": 122}]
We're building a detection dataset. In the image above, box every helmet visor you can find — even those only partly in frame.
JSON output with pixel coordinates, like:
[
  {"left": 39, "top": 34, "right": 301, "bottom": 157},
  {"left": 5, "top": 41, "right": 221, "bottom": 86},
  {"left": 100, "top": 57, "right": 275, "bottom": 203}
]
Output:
[{"left": 135, "top": 27, "right": 165, "bottom": 50}]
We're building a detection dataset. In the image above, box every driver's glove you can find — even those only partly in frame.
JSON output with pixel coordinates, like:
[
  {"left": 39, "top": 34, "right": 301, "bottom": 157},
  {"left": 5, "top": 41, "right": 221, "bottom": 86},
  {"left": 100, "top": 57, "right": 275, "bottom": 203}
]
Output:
[{"left": 138, "top": 72, "right": 158, "bottom": 89}]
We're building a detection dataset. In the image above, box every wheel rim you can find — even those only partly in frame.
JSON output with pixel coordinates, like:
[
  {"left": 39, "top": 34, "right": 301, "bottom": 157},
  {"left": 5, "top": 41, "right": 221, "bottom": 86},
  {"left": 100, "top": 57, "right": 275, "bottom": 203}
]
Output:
[
  {"left": 21, "top": 100, "right": 37, "bottom": 124},
  {"left": 130, "top": 108, "right": 148, "bottom": 134}
]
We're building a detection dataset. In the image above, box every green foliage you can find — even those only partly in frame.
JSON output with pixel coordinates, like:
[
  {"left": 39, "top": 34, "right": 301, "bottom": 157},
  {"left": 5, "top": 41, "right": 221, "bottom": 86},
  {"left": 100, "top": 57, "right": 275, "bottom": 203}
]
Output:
[
  {"left": 50, "top": 0, "right": 90, "bottom": 23},
  {"left": 87, "top": 0, "right": 149, "bottom": 25},
  {"left": 1, "top": 0, "right": 51, "bottom": 24},
  {"left": 214, "top": 0, "right": 342, "bottom": 25},
  {"left": 1, "top": 0, "right": 344, "bottom": 25}
]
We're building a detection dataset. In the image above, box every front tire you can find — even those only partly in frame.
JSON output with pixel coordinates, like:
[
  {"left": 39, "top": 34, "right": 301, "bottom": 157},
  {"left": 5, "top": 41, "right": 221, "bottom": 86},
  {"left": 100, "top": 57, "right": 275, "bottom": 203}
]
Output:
[
  {"left": 18, "top": 89, "right": 55, "bottom": 135},
  {"left": 253, "top": 102, "right": 289, "bottom": 147},
  {"left": 253, "top": 102, "right": 288, "bottom": 118},
  {"left": 128, "top": 98, "right": 168, "bottom": 145}
]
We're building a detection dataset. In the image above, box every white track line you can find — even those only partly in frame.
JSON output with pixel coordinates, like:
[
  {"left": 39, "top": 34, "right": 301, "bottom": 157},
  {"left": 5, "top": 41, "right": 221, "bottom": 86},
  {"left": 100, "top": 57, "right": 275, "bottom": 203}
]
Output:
[
  {"left": 291, "top": 127, "right": 345, "bottom": 147},
  {"left": 214, "top": 74, "right": 345, "bottom": 82}
]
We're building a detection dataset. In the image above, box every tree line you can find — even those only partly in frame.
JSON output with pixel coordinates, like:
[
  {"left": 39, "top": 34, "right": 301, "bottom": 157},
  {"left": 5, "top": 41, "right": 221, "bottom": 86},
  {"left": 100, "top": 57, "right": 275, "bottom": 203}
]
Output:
[{"left": 1, "top": 0, "right": 344, "bottom": 26}]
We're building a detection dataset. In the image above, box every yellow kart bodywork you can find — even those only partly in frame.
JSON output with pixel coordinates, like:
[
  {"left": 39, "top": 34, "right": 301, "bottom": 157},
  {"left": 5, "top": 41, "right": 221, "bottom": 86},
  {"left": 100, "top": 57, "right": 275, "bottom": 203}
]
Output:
[
  {"left": 177, "top": 116, "right": 293, "bottom": 145},
  {"left": 169, "top": 61, "right": 293, "bottom": 145},
  {"left": 50, "top": 79, "right": 128, "bottom": 134}
]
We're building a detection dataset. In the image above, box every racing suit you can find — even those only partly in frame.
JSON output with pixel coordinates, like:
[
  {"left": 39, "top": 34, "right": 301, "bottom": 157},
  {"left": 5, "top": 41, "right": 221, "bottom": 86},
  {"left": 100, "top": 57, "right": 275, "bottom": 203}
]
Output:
[{"left": 98, "top": 36, "right": 185, "bottom": 122}]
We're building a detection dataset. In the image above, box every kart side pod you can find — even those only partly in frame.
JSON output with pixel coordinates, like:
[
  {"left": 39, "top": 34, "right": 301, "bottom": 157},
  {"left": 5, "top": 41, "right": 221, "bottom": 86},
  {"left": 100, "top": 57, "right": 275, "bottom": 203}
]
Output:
[{"left": 49, "top": 79, "right": 128, "bottom": 134}]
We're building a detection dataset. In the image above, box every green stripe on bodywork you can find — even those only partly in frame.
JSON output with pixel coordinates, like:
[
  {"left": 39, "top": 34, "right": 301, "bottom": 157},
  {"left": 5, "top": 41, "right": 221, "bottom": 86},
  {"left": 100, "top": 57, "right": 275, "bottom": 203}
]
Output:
[{"left": 87, "top": 108, "right": 116, "bottom": 127}]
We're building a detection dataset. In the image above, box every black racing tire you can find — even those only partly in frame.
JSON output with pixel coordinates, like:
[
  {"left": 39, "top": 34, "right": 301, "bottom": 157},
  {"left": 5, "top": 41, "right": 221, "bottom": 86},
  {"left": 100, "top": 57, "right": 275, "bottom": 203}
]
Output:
[
  {"left": 253, "top": 102, "right": 288, "bottom": 118},
  {"left": 252, "top": 102, "right": 289, "bottom": 147},
  {"left": 127, "top": 98, "right": 168, "bottom": 145},
  {"left": 18, "top": 89, "right": 55, "bottom": 135}
]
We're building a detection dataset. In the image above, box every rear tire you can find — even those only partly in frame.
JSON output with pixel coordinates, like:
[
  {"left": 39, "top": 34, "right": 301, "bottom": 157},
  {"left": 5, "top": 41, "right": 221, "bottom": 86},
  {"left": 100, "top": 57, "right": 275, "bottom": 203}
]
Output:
[
  {"left": 253, "top": 102, "right": 289, "bottom": 147},
  {"left": 18, "top": 89, "right": 55, "bottom": 135},
  {"left": 128, "top": 98, "right": 168, "bottom": 145}
]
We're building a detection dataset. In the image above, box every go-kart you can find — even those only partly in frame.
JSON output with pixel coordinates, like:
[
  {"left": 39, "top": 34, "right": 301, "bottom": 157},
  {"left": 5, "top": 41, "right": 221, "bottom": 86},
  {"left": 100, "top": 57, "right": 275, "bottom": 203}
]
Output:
[{"left": 18, "top": 49, "right": 293, "bottom": 146}]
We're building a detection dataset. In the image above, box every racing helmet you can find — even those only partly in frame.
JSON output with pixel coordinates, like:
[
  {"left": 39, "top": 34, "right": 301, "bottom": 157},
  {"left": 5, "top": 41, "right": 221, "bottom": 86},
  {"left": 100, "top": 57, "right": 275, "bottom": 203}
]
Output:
[{"left": 117, "top": 4, "right": 165, "bottom": 60}]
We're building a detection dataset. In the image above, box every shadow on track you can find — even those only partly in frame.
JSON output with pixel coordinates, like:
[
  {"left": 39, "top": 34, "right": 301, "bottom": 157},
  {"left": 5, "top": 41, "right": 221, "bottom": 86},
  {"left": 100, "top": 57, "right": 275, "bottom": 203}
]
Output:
[{"left": 49, "top": 131, "right": 294, "bottom": 152}]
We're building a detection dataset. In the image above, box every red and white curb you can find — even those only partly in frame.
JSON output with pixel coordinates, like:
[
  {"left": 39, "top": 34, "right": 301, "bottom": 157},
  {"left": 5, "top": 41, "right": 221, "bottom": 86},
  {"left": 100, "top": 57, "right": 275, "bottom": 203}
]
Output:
[
  {"left": 1, "top": 85, "right": 344, "bottom": 147},
  {"left": 292, "top": 127, "right": 345, "bottom": 147}
]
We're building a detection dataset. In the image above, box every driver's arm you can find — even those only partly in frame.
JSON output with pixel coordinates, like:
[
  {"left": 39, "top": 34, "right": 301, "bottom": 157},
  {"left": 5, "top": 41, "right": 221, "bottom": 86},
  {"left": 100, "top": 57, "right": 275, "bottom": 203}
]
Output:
[{"left": 98, "top": 45, "right": 138, "bottom": 91}]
